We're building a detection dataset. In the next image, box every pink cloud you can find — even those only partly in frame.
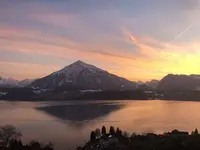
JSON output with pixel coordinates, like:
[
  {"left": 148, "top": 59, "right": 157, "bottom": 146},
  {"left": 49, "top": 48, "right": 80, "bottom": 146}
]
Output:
[
  {"left": 2, "top": 25, "right": 200, "bottom": 81},
  {"left": 0, "top": 25, "right": 141, "bottom": 61}
]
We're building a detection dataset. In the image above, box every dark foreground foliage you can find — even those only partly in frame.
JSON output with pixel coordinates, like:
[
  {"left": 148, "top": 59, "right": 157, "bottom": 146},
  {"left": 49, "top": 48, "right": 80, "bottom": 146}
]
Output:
[
  {"left": 0, "top": 125, "right": 53, "bottom": 150},
  {"left": 78, "top": 126, "right": 200, "bottom": 150},
  {"left": 2, "top": 124, "right": 200, "bottom": 150}
]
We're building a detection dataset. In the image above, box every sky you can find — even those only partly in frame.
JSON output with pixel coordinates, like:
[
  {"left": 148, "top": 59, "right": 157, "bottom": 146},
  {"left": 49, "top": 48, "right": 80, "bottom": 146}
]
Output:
[{"left": 1, "top": 0, "right": 200, "bottom": 81}]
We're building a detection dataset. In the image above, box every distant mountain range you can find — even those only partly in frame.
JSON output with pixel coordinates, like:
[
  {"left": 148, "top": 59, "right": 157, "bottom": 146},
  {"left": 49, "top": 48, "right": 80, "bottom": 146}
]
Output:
[
  {"left": 0, "top": 77, "right": 19, "bottom": 88},
  {"left": 0, "top": 61, "right": 148, "bottom": 101},
  {"left": 0, "top": 77, "right": 36, "bottom": 88},
  {"left": 0, "top": 61, "right": 160, "bottom": 90},
  {"left": 1, "top": 60, "right": 200, "bottom": 93},
  {"left": 136, "top": 80, "right": 159, "bottom": 90}
]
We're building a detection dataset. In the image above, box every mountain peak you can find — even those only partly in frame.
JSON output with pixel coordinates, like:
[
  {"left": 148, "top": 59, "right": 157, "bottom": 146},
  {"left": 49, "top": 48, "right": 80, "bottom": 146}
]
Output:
[
  {"left": 69, "top": 60, "right": 91, "bottom": 68},
  {"left": 60, "top": 60, "right": 104, "bottom": 74},
  {"left": 32, "top": 60, "right": 136, "bottom": 90},
  {"left": 50, "top": 60, "right": 105, "bottom": 79},
  {"left": 74, "top": 60, "right": 85, "bottom": 64}
]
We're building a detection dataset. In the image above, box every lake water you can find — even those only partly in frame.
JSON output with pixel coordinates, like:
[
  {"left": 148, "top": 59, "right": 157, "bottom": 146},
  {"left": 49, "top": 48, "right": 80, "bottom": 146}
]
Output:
[{"left": 0, "top": 100, "right": 200, "bottom": 150}]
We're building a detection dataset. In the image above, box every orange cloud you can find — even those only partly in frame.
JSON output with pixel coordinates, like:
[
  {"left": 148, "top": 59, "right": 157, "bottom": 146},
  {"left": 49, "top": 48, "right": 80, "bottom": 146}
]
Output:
[
  {"left": 0, "top": 25, "right": 145, "bottom": 63},
  {"left": 1, "top": 25, "right": 200, "bottom": 81},
  {"left": 120, "top": 28, "right": 200, "bottom": 80}
]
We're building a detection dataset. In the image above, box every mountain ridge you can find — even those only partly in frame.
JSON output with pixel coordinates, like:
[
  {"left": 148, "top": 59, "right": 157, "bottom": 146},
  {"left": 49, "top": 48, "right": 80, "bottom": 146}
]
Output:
[
  {"left": 0, "top": 77, "right": 19, "bottom": 88},
  {"left": 2, "top": 61, "right": 200, "bottom": 91},
  {"left": 157, "top": 74, "right": 200, "bottom": 91},
  {"left": 30, "top": 60, "right": 137, "bottom": 90},
  {"left": 0, "top": 77, "right": 36, "bottom": 88}
]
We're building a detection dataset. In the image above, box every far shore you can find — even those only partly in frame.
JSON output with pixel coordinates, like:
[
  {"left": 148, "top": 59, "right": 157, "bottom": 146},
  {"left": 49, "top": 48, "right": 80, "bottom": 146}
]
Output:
[{"left": 1, "top": 99, "right": 200, "bottom": 102}]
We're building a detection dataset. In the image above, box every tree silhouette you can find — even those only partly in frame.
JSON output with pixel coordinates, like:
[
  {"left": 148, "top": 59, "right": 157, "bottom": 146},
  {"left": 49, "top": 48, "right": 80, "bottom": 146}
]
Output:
[
  {"left": 0, "top": 125, "right": 21, "bottom": 148},
  {"left": 9, "top": 140, "right": 23, "bottom": 150},
  {"left": 123, "top": 131, "right": 129, "bottom": 137},
  {"left": 95, "top": 128, "right": 101, "bottom": 138},
  {"left": 131, "top": 133, "right": 137, "bottom": 138},
  {"left": 116, "top": 128, "right": 122, "bottom": 136},
  {"left": 109, "top": 126, "right": 115, "bottom": 135},
  {"left": 30, "top": 141, "right": 41, "bottom": 150},
  {"left": 43, "top": 142, "right": 54, "bottom": 150},
  {"left": 90, "top": 131, "right": 96, "bottom": 141},
  {"left": 195, "top": 128, "right": 199, "bottom": 135},
  {"left": 0, "top": 125, "right": 54, "bottom": 150},
  {"left": 192, "top": 128, "right": 199, "bottom": 135},
  {"left": 102, "top": 126, "right": 106, "bottom": 135},
  {"left": 77, "top": 146, "right": 82, "bottom": 150}
]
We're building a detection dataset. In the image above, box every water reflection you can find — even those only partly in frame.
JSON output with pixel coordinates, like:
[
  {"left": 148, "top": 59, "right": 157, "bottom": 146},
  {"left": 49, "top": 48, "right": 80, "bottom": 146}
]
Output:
[
  {"left": 1, "top": 100, "right": 200, "bottom": 150},
  {"left": 37, "top": 103, "right": 124, "bottom": 123}
]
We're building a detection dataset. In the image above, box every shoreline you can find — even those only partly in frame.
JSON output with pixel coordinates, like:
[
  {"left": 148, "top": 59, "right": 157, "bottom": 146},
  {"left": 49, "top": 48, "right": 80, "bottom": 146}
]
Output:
[{"left": 1, "top": 99, "right": 200, "bottom": 102}]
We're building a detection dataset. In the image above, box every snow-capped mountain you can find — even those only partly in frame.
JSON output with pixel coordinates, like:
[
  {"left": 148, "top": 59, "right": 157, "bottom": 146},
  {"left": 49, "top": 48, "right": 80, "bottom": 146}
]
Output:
[
  {"left": 30, "top": 60, "right": 136, "bottom": 90},
  {"left": 136, "top": 80, "right": 159, "bottom": 90},
  {"left": 0, "top": 77, "right": 37, "bottom": 88},
  {"left": 136, "top": 81, "right": 145, "bottom": 85},
  {"left": 18, "top": 79, "right": 37, "bottom": 87},
  {"left": 146, "top": 80, "right": 159, "bottom": 89},
  {"left": 0, "top": 77, "right": 19, "bottom": 87}
]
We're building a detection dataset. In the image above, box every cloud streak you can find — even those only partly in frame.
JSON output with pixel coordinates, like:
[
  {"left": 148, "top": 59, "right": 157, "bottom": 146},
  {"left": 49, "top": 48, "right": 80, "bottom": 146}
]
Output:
[
  {"left": 172, "top": 24, "right": 193, "bottom": 42},
  {"left": 0, "top": 25, "right": 142, "bottom": 61}
]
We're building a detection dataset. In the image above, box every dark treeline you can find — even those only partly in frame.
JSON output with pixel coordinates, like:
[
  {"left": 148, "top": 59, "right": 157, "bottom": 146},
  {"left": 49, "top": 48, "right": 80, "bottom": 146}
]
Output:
[
  {"left": 3, "top": 124, "right": 200, "bottom": 150},
  {"left": 78, "top": 126, "right": 200, "bottom": 150},
  {"left": 0, "top": 125, "right": 53, "bottom": 150}
]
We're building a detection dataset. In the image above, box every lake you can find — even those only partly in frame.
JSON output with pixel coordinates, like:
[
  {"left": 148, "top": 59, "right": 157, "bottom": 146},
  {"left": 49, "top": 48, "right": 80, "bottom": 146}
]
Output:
[{"left": 0, "top": 100, "right": 200, "bottom": 150}]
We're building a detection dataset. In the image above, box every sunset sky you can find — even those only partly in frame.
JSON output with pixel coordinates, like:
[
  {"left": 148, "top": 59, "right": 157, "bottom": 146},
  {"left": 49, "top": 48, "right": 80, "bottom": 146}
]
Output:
[{"left": 1, "top": 0, "right": 200, "bottom": 81}]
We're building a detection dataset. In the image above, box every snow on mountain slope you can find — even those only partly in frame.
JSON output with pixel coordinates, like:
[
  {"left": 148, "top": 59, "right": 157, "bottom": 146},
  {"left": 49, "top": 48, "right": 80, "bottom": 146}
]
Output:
[
  {"left": 136, "top": 80, "right": 159, "bottom": 90},
  {"left": 30, "top": 60, "right": 136, "bottom": 90},
  {"left": 0, "top": 77, "right": 19, "bottom": 87},
  {"left": 18, "top": 79, "right": 37, "bottom": 87},
  {"left": 52, "top": 60, "right": 106, "bottom": 77},
  {"left": 0, "top": 76, "right": 37, "bottom": 88}
]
